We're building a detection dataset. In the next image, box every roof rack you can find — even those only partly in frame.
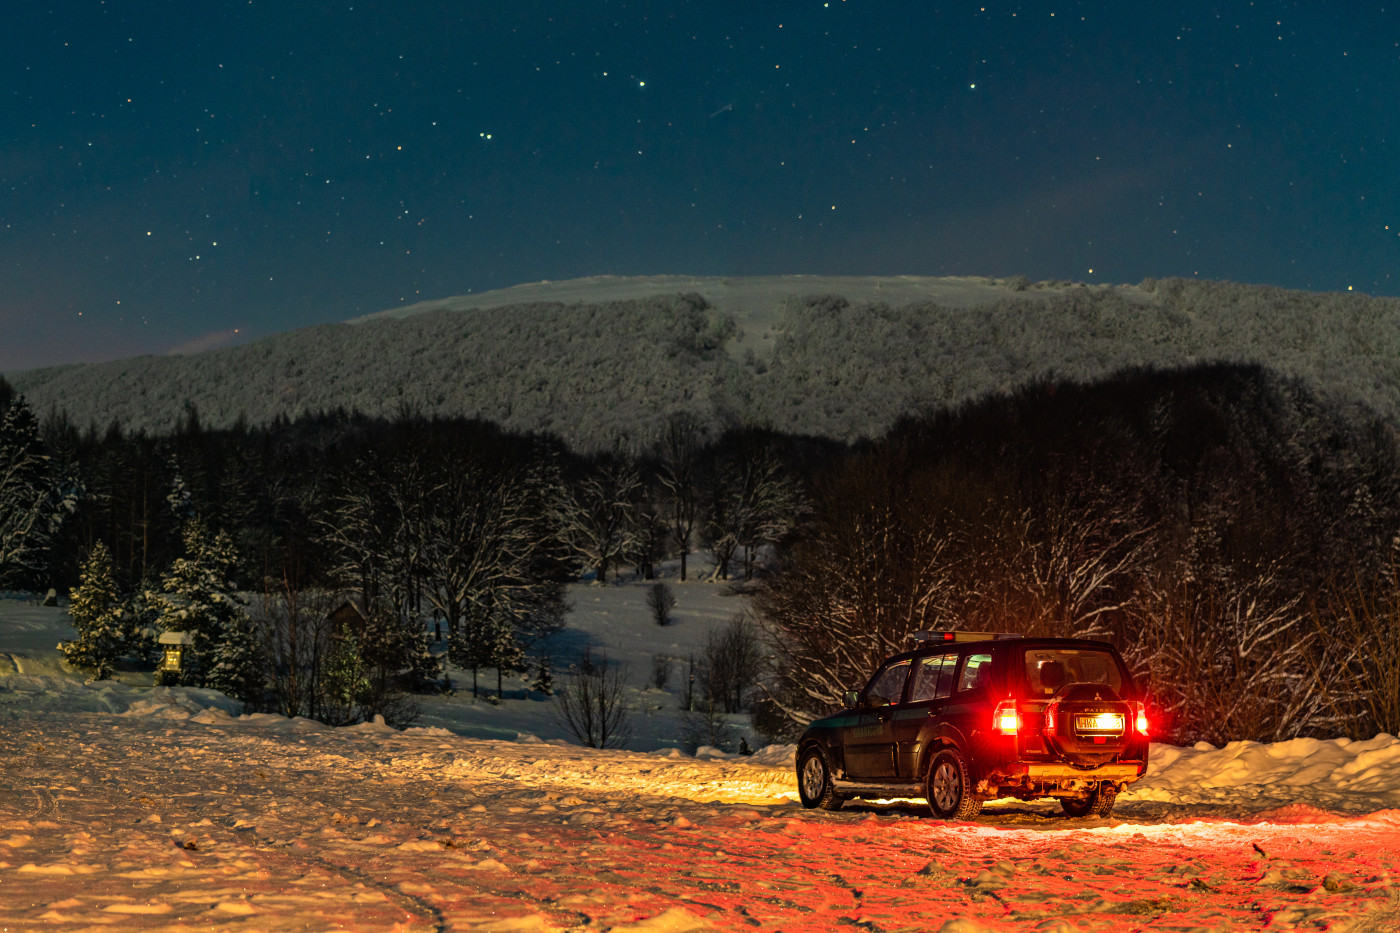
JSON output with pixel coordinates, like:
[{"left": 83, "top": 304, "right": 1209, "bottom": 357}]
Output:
[{"left": 909, "top": 630, "right": 1023, "bottom": 644}]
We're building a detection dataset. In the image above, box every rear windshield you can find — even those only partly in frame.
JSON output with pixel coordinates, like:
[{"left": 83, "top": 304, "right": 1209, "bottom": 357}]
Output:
[{"left": 1022, "top": 647, "right": 1125, "bottom": 698}]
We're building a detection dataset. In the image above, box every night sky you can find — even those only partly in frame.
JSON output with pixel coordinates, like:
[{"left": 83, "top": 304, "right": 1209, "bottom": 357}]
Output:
[{"left": 3, "top": 2, "right": 1397, "bottom": 371}]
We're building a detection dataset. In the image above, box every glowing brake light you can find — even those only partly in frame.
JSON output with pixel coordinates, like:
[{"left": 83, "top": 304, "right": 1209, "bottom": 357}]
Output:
[
  {"left": 1132, "top": 701, "right": 1149, "bottom": 736},
  {"left": 993, "top": 699, "right": 1020, "bottom": 735}
]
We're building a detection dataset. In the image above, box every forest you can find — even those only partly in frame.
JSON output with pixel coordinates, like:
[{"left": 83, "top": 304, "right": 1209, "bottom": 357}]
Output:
[{"left": 4, "top": 359, "right": 1400, "bottom": 748}]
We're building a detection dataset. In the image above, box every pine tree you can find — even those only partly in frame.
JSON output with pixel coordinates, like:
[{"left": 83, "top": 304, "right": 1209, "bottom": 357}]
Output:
[
  {"left": 207, "top": 611, "right": 267, "bottom": 707},
  {"left": 448, "top": 609, "right": 491, "bottom": 698},
  {"left": 322, "top": 631, "right": 370, "bottom": 724},
  {"left": 532, "top": 655, "right": 554, "bottom": 696},
  {"left": 147, "top": 518, "right": 247, "bottom": 687},
  {"left": 486, "top": 612, "right": 525, "bottom": 700},
  {"left": 0, "top": 396, "right": 78, "bottom": 587},
  {"left": 58, "top": 541, "right": 126, "bottom": 679}
]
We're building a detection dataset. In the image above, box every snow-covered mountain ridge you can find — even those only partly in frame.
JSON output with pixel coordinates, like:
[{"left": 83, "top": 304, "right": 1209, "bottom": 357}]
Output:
[{"left": 9, "top": 274, "right": 1400, "bottom": 449}]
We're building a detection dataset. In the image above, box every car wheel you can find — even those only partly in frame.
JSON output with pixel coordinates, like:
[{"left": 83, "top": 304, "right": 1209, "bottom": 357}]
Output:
[
  {"left": 1060, "top": 784, "right": 1118, "bottom": 818},
  {"left": 797, "top": 745, "right": 845, "bottom": 810},
  {"left": 924, "top": 748, "right": 982, "bottom": 820}
]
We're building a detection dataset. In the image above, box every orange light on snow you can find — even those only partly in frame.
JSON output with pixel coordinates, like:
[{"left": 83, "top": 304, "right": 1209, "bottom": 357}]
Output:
[{"left": 993, "top": 699, "right": 1020, "bottom": 735}]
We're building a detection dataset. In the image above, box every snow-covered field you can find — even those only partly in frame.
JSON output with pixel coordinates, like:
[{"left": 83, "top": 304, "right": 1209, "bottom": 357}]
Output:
[{"left": 4, "top": 583, "right": 1400, "bottom": 931}]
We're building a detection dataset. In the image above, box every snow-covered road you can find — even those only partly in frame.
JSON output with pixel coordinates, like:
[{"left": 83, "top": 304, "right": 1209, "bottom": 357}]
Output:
[{"left": 4, "top": 692, "right": 1399, "bottom": 932}]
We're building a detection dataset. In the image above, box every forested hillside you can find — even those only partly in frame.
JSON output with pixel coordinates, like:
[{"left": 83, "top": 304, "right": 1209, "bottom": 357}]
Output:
[
  {"left": 7, "top": 277, "right": 1400, "bottom": 449},
  {"left": 9, "top": 359, "right": 1400, "bottom": 746}
]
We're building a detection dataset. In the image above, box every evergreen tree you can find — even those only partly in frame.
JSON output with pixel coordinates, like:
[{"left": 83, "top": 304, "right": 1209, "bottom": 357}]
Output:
[
  {"left": 58, "top": 540, "right": 126, "bottom": 679},
  {"left": 147, "top": 518, "right": 247, "bottom": 687},
  {"left": 532, "top": 654, "right": 554, "bottom": 696},
  {"left": 448, "top": 609, "right": 491, "bottom": 698},
  {"left": 322, "top": 631, "right": 370, "bottom": 724},
  {"left": 0, "top": 396, "right": 78, "bottom": 587},
  {"left": 207, "top": 611, "right": 267, "bottom": 707},
  {"left": 486, "top": 612, "right": 525, "bottom": 700}
]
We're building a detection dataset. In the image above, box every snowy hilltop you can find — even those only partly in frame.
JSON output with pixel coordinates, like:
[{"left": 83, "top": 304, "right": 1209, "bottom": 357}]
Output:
[
  {"left": 10, "top": 274, "right": 1400, "bottom": 450},
  {"left": 5, "top": 588, "right": 1400, "bottom": 930}
]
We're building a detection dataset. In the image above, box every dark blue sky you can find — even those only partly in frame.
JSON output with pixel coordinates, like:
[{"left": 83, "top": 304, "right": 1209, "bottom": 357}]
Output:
[{"left": 3, "top": 1, "right": 1396, "bottom": 370}]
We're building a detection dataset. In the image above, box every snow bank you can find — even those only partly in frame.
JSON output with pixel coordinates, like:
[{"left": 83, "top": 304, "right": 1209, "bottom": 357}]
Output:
[
  {"left": 0, "top": 672, "right": 137, "bottom": 713},
  {"left": 1125, "top": 734, "right": 1400, "bottom": 814}
]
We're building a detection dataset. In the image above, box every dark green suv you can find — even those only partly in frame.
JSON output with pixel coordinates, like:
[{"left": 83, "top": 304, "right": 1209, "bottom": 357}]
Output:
[{"left": 795, "top": 632, "right": 1149, "bottom": 819}]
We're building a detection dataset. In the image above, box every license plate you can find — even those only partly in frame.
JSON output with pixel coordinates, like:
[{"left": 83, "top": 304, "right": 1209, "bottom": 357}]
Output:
[{"left": 1075, "top": 713, "right": 1124, "bottom": 734}]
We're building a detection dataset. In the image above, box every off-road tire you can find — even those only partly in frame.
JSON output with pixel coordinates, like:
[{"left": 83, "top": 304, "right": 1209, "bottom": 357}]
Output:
[
  {"left": 1060, "top": 784, "right": 1118, "bottom": 818},
  {"left": 797, "top": 745, "right": 845, "bottom": 811},
  {"left": 924, "top": 748, "right": 982, "bottom": 820}
]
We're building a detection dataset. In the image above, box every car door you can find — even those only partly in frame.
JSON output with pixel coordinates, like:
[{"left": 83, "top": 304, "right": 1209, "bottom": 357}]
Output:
[
  {"left": 840, "top": 658, "right": 910, "bottom": 779},
  {"left": 892, "top": 651, "right": 959, "bottom": 778},
  {"left": 938, "top": 650, "right": 995, "bottom": 754}
]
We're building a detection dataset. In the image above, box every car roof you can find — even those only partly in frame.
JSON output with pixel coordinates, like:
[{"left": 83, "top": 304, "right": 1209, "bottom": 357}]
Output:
[{"left": 880, "top": 636, "right": 1121, "bottom": 666}]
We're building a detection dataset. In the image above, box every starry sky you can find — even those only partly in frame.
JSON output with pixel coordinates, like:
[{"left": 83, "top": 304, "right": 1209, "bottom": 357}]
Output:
[{"left": 3, "top": 1, "right": 1397, "bottom": 371}]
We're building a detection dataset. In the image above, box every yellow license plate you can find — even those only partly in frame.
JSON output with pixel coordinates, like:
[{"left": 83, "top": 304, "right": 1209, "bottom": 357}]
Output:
[{"left": 1075, "top": 713, "right": 1124, "bottom": 733}]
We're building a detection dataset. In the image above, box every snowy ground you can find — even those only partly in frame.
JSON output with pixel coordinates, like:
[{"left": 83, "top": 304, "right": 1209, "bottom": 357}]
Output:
[{"left": 4, "top": 584, "right": 1400, "bottom": 931}]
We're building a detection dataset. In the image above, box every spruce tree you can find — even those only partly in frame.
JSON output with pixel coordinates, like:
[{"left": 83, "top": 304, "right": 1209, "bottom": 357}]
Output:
[
  {"left": 486, "top": 613, "right": 525, "bottom": 700},
  {"left": 532, "top": 654, "right": 554, "bottom": 696},
  {"left": 0, "top": 396, "right": 77, "bottom": 587},
  {"left": 207, "top": 611, "right": 267, "bottom": 707},
  {"left": 58, "top": 540, "right": 126, "bottom": 679},
  {"left": 322, "top": 632, "right": 370, "bottom": 724},
  {"left": 448, "top": 612, "right": 490, "bottom": 698},
  {"left": 147, "top": 518, "right": 248, "bottom": 687}
]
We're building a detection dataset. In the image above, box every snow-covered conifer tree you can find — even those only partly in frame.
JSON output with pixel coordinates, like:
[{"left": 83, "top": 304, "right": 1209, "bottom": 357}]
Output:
[
  {"left": 322, "top": 631, "right": 370, "bottom": 725},
  {"left": 207, "top": 611, "right": 267, "bottom": 707},
  {"left": 485, "top": 612, "right": 525, "bottom": 700},
  {"left": 58, "top": 540, "right": 126, "bottom": 679},
  {"left": 0, "top": 396, "right": 78, "bottom": 587},
  {"left": 147, "top": 518, "right": 248, "bottom": 687},
  {"left": 532, "top": 655, "right": 554, "bottom": 696}
]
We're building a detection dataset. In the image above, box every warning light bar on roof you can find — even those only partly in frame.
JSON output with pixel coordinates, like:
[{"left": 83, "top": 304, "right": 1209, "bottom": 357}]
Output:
[{"left": 909, "top": 631, "right": 1023, "bottom": 644}]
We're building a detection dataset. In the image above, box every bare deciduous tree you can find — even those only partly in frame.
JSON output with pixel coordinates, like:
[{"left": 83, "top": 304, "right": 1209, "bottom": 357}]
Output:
[
  {"left": 1307, "top": 559, "right": 1400, "bottom": 739},
  {"left": 1126, "top": 567, "right": 1318, "bottom": 745},
  {"left": 706, "top": 448, "right": 805, "bottom": 580},
  {"left": 701, "top": 613, "right": 763, "bottom": 714},
  {"left": 646, "top": 582, "right": 675, "bottom": 626},
  {"left": 656, "top": 413, "right": 705, "bottom": 582},
  {"left": 756, "top": 449, "right": 957, "bottom": 724},
  {"left": 553, "top": 647, "right": 632, "bottom": 749},
  {"left": 557, "top": 454, "right": 641, "bottom": 585}
]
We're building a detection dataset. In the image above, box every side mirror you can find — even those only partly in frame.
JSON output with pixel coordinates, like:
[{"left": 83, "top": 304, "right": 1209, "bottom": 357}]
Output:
[{"left": 843, "top": 690, "right": 859, "bottom": 709}]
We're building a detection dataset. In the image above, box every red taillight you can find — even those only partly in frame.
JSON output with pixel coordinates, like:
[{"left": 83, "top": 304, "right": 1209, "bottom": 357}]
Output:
[
  {"left": 1044, "top": 700, "right": 1059, "bottom": 734},
  {"left": 993, "top": 699, "right": 1020, "bottom": 735},
  {"left": 1132, "top": 701, "right": 1149, "bottom": 736}
]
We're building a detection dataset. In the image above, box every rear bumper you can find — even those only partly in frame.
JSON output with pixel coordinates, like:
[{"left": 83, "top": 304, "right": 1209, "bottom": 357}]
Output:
[
  {"left": 985, "top": 762, "right": 1148, "bottom": 790},
  {"left": 1019, "top": 762, "right": 1144, "bottom": 781}
]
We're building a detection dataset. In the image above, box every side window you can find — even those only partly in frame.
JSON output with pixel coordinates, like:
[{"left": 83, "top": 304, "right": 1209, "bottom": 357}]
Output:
[
  {"left": 863, "top": 659, "right": 911, "bottom": 707},
  {"left": 956, "top": 653, "right": 993, "bottom": 694},
  {"left": 908, "top": 653, "right": 958, "bottom": 703}
]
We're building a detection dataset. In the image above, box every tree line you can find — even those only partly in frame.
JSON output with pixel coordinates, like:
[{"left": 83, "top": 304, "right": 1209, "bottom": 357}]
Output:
[
  {"left": 2, "top": 375, "right": 814, "bottom": 726},
  {"left": 756, "top": 362, "right": 1400, "bottom": 745},
  {"left": 9, "top": 359, "right": 1400, "bottom": 745}
]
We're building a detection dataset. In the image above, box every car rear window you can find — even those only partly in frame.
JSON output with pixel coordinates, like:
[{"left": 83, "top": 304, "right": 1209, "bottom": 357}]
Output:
[{"left": 1023, "top": 647, "right": 1125, "bottom": 698}]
